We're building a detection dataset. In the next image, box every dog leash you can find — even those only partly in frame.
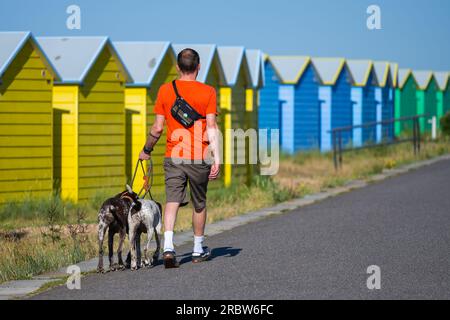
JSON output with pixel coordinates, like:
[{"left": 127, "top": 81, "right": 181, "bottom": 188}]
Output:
[{"left": 130, "top": 159, "right": 154, "bottom": 200}]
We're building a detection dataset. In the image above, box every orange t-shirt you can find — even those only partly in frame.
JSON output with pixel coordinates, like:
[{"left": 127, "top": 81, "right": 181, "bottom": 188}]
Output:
[{"left": 154, "top": 80, "right": 218, "bottom": 160}]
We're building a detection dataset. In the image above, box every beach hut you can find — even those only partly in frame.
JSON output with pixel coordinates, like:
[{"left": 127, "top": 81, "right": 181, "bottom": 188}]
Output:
[
  {"left": 172, "top": 44, "right": 226, "bottom": 189},
  {"left": 347, "top": 60, "right": 380, "bottom": 146},
  {"left": 37, "top": 36, "right": 132, "bottom": 202},
  {"left": 259, "top": 55, "right": 282, "bottom": 149},
  {"left": 311, "top": 58, "right": 353, "bottom": 152},
  {"left": 0, "top": 32, "right": 60, "bottom": 204},
  {"left": 267, "top": 56, "right": 323, "bottom": 153},
  {"left": 413, "top": 71, "right": 440, "bottom": 133},
  {"left": 373, "top": 61, "right": 397, "bottom": 142},
  {"left": 245, "top": 49, "right": 264, "bottom": 181},
  {"left": 114, "top": 42, "right": 177, "bottom": 195},
  {"left": 395, "top": 69, "right": 418, "bottom": 136},
  {"left": 217, "top": 47, "right": 252, "bottom": 186},
  {"left": 434, "top": 72, "right": 450, "bottom": 121}
]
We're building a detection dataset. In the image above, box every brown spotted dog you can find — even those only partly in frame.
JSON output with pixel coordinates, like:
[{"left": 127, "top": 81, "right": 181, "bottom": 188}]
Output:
[
  {"left": 127, "top": 199, "right": 162, "bottom": 271},
  {"left": 97, "top": 185, "right": 141, "bottom": 273}
]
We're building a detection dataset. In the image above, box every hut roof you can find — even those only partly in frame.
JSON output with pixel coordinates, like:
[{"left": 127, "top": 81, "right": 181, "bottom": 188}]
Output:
[
  {"left": 245, "top": 49, "right": 264, "bottom": 88},
  {"left": 268, "top": 56, "right": 310, "bottom": 84},
  {"left": 413, "top": 70, "right": 434, "bottom": 90},
  {"left": 114, "top": 41, "right": 174, "bottom": 87},
  {"left": 398, "top": 69, "right": 417, "bottom": 89},
  {"left": 37, "top": 36, "right": 132, "bottom": 84},
  {"left": 433, "top": 72, "right": 449, "bottom": 91},
  {"left": 347, "top": 60, "right": 376, "bottom": 87},
  {"left": 217, "top": 46, "right": 251, "bottom": 86},
  {"left": 311, "top": 58, "right": 347, "bottom": 85},
  {"left": 0, "top": 31, "right": 60, "bottom": 80},
  {"left": 373, "top": 61, "right": 394, "bottom": 87}
]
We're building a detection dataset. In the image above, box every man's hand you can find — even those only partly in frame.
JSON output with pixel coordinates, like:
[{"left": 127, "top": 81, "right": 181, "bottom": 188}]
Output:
[
  {"left": 139, "top": 149, "right": 151, "bottom": 161},
  {"left": 209, "top": 163, "right": 220, "bottom": 180}
]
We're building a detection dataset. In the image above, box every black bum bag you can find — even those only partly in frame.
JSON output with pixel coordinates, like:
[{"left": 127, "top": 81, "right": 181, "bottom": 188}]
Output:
[{"left": 170, "top": 80, "right": 205, "bottom": 128}]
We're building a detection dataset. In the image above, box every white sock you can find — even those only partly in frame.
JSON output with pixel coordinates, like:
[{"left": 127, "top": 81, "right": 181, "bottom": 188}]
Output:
[
  {"left": 164, "top": 231, "right": 174, "bottom": 252},
  {"left": 193, "top": 235, "right": 204, "bottom": 255}
]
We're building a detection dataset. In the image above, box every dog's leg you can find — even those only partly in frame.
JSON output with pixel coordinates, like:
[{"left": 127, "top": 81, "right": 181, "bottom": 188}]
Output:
[
  {"left": 108, "top": 229, "right": 116, "bottom": 271},
  {"left": 152, "top": 227, "right": 161, "bottom": 267},
  {"left": 97, "top": 221, "right": 108, "bottom": 273},
  {"left": 143, "top": 226, "right": 154, "bottom": 267},
  {"left": 117, "top": 228, "right": 126, "bottom": 270},
  {"left": 136, "top": 232, "right": 142, "bottom": 269},
  {"left": 129, "top": 223, "right": 138, "bottom": 271}
]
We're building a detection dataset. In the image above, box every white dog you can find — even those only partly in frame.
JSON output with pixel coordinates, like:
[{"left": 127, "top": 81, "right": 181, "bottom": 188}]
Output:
[{"left": 127, "top": 192, "right": 163, "bottom": 271}]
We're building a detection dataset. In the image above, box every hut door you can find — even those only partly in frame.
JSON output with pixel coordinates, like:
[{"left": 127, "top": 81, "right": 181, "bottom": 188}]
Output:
[
  {"left": 416, "top": 91, "right": 426, "bottom": 132},
  {"left": 436, "top": 92, "right": 444, "bottom": 130},
  {"left": 319, "top": 87, "right": 332, "bottom": 152},
  {"left": 52, "top": 86, "right": 78, "bottom": 201},
  {"left": 351, "top": 88, "right": 363, "bottom": 147},
  {"left": 375, "top": 88, "right": 383, "bottom": 143},
  {"left": 125, "top": 89, "right": 147, "bottom": 185},
  {"left": 278, "top": 85, "right": 295, "bottom": 154}
]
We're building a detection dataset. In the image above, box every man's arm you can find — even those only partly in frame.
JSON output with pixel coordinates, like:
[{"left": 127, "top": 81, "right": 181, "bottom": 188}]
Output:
[
  {"left": 139, "top": 115, "right": 165, "bottom": 161},
  {"left": 206, "top": 114, "right": 220, "bottom": 180}
]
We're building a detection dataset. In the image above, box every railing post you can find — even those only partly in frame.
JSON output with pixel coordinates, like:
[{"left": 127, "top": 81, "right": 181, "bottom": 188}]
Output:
[
  {"left": 333, "top": 131, "right": 338, "bottom": 170},
  {"left": 416, "top": 117, "right": 421, "bottom": 154},
  {"left": 413, "top": 117, "right": 417, "bottom": 156},
  {"left": 338, "top": 131, "right": 343, "bottom": 168}
]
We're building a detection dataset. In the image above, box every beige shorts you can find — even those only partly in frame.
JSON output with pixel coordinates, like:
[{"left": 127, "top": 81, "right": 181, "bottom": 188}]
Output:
[{"left": 163, "top": 158, "right": 211, "bottom": 212}]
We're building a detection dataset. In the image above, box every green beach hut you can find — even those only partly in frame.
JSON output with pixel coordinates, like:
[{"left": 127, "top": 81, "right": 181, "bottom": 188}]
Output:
[
  {"left": 434, "top": 72, "right": 450, "bottom": 123},
  {"left": 413, "top": 71, "right": 440, "bottom": 133},
  {"left": 395, "top": 69, "right": 418, "bottom": 136}
]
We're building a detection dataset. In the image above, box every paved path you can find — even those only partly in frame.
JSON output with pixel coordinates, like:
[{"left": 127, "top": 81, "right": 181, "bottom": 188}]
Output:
[{"left": 32, "top": 159, "right": 450, "bottom": 299}]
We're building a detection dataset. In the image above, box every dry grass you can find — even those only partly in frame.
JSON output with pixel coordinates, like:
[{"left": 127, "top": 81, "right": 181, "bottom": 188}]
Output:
[
  {"left": 0, "top": 231, "right": 97, "bottom": 283},
  {"left": 274, "top": 140, "right": 450, "bottom": 196},
  {"left": 0, "top": 139, "right": 449, "bottom": 284}
]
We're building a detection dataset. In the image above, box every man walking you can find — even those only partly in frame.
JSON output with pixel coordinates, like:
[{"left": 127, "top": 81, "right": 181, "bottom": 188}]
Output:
[{"left": 139, "top": 48, "right": 220, "bottom": 268}]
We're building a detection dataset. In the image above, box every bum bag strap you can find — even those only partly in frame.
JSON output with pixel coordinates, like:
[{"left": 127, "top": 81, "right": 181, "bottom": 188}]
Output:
[{"left": 172, "top": 80, "right": 181, "bottom": 99}]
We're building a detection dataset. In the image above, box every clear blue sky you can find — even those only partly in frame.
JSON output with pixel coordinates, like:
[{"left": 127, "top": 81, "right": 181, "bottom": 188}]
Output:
[{"left": 1, "top": 0, "right": 449, "bottom": 70}]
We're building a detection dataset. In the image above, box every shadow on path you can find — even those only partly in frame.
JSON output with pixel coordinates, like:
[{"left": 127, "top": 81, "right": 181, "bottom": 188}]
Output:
[{"left": 177, "top": 246, "right": 243, "bottom": 265}]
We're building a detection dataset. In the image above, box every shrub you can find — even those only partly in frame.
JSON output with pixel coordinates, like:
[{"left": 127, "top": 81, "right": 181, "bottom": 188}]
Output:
[{"left": 440, "top": 112, "right": 450, "bottom": 136}]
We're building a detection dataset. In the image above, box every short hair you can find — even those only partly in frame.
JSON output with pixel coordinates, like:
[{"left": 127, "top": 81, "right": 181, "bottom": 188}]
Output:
[{"left": 177, "top": 48, "right": 200, "bottom": 74}]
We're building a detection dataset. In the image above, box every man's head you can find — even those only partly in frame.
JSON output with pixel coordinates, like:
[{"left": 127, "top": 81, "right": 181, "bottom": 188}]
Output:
[{"left": 177, "top": 48, "right": 200, "bottom": 77}]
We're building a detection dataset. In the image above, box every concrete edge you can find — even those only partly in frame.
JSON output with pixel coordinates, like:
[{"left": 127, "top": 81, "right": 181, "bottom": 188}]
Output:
[{"left": 2, "top": 153, "right": 450, "bottom": 300}]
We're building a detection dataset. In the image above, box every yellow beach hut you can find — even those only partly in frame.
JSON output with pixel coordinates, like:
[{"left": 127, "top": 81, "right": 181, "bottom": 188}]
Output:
[
  {"left": 217, "top": 47, "right": 252, "bottom": 186},
  {"left": 114, "top": 42, "right": 177, "bottom": 195},
  {"left": 37, "top": 36, "right": 132, "bottom": 202},
  {"left": 0, "top": 32, "right": 61, "bottom": 204}
]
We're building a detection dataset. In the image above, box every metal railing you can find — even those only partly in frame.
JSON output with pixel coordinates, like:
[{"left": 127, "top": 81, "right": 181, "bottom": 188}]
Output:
[{"left": 330, "top": 115, "right": 426, "bottom": 170}]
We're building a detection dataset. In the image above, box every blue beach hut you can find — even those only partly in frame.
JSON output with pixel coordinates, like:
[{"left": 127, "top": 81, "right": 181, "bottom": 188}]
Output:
[
  {"left": 270, "top": 56, "right": 323, "bottom": 153},
  {"left": 258, "top": 55, "right": 282, "bottom": 148},
  {"left": 373, "top": 61, "right": 397, "bottom": 141},
  {"left": 347, "top": 60, "right": 380, "bottom": 146},
  {"left": 311, "top": 58, "right": 353, "bottom": 152}
]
